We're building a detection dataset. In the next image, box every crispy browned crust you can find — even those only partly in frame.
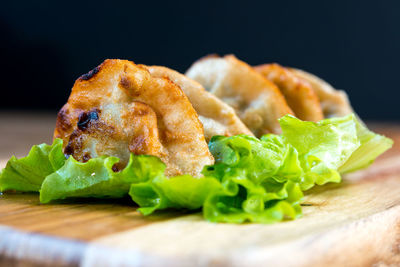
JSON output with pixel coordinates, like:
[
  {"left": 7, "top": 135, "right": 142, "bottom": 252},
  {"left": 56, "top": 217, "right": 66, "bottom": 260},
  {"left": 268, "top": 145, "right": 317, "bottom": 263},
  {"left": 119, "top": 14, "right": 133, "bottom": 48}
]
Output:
[
  {"left": 255, "top": 63, "right": 324, "bottom": 122},
  {"left": 146, "top": 65, "right": 253, "bottom": 141},
  {"left": 186, "top": 55, "right": 294, "bottom": 137},
  {"left": 289, "top": 68, "right": 354, "bottom": 118},
  {"left": 55, "top": 59, "right": 213, "bottom": 177}
]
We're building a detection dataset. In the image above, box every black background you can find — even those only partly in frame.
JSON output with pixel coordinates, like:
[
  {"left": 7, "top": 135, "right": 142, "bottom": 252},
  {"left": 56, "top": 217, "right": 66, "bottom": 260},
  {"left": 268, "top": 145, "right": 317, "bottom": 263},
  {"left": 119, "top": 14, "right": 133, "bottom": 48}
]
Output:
[{"left": 1, "top": 0, "right": 399, "bottom": 120}]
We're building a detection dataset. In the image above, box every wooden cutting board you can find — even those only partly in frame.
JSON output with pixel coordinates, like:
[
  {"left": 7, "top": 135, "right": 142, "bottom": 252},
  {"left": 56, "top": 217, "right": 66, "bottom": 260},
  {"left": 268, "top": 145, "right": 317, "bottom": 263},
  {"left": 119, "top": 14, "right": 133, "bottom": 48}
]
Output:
[{"left": 1, "top": 113, "right": 400, "bottom": 267}]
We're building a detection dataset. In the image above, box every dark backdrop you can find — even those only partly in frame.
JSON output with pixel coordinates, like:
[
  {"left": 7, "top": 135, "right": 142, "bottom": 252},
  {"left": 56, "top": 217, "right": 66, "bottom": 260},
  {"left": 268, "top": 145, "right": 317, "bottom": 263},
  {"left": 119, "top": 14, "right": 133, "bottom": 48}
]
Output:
[{"left": 1, "top": 0, "right": 399, "bottom": 120}]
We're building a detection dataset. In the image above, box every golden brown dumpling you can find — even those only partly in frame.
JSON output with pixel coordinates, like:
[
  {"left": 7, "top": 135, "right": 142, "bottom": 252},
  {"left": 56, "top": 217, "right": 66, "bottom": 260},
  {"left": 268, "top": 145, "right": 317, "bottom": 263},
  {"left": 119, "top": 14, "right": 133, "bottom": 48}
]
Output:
[
  {"left": 54, "top": 59, "right": 213, "bottom": 177},
  {"left": 186, "top": 55, "right": 294, "bottom": 137},
  {"left": 255, "top": 63, "right": 323, "bottom": 122},
  {"left": 289, "top": 68, "right": 354, "bottom": 117},
  {"left": 146, "top": 65, "right": 253, "bottom": 141}
]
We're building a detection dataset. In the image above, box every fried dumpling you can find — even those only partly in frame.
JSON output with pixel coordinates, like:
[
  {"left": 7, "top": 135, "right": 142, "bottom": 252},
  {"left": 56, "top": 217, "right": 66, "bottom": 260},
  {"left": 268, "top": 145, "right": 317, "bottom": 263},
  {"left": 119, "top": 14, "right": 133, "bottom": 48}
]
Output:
[
  {"left": 289, "top": 68, "right": 354, "bottom": 117},
  {"left": 186, "top": 55, "right": 294, "bottom": 137},
  {"left": 146, "top": 65, "right": 253, "bottom": 141},
  {"left": 54, "top": 59, "right": 214, "bottom": 177},
  {"left": 255, "top": 63, "right": 323, "bottom": 122}
]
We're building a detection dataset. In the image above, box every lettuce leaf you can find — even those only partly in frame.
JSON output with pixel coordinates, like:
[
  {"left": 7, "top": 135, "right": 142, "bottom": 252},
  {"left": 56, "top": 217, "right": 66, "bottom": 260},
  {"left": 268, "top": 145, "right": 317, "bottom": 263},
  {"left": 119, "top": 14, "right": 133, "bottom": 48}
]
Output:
[
  {"left": 279, "top": 115, "right": 358, "bottom": 190},
  {"left": 40, "top": 154, "right": 161, "bottom": 203},
  {"left": 279, "top": 114, "right": 392, "bottom": 189},
  {"left": 203, "top": 179, "right": 303, "bottom": 223},
  {"left": 338, "top": 119, "right": 394, "bottom": 173},
  {"left": 0, "top": 139, "right": 65, "bottom": 192},
  {"left": 202, "top": 135, "right": 304, "bottom": 223},
  {"left": 130, "top": 175, "right": 222, "bottom": 216}
]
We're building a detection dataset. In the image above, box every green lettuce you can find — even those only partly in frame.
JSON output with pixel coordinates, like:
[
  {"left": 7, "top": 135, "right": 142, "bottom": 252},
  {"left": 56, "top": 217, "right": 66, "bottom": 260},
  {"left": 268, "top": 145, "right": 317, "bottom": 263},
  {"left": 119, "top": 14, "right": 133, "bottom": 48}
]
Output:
[
  {"left": 130, "top": 175, "right": 222, "bottom": 216},
  {"left": 279, "top": 114, "right": 359, "bottom": 190},
  {"left": 202, "top": 134, "right": 304, "bottom": 223},
  {"left": 338, "top": 119, "right": 394, "bottom": 173},
  {"left": 40, "top": 154, "right": 161, "bottom": 203},
  {"left": 0, "top": 114, "right": 393, "bottom": 224},
  {"left": 0, "top": 139, "right": 65, "bottom": 192},
  {"left": 42, "top": 151, "right": 224, "bottom": 216},
  {"left": 279, "top": 114, "right": 393, "bottom": 189}
]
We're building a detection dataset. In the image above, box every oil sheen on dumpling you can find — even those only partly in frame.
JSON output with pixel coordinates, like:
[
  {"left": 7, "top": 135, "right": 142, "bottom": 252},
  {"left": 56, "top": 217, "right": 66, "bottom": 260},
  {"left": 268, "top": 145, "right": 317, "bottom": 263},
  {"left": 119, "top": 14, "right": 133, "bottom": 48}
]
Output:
[
  {"left": 255, "top": 63, "right": 323, "bottom": 122},
  {"left": 54, "top": 59, "right": 214, "bottom": 177},
  {"left": 146, "top": 65, "right": 253, "bottom": 141},
  {"left": 289, "top": 68, "right": 354, "bottom": 118},
  {"left": 186, "top": 55, "right": 294, "bottom": 137}
]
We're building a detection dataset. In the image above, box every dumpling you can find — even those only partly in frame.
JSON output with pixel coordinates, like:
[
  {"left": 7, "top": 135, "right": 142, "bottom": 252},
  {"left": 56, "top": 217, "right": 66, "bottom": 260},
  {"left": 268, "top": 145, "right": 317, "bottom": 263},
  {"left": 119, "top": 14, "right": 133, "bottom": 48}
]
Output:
[
  {"left": 145, "top": 65, "right": 253, "bottom": 141},
  {"left": 54, "top": 59, "right": 214, "bottom": 177},
  {"left": 186, "top": 55, "right": 294, "bottom": 137},
  {"left": 289, "top": 68, "right": 354, "bottom": 117},
  {"left": 254, "top": 63, "right": 323, "bottom": 122}
]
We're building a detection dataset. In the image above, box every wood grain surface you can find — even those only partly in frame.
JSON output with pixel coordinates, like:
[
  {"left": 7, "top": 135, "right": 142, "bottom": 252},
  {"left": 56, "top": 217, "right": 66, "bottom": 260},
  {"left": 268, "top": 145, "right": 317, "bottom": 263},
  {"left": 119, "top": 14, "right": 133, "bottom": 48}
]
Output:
[{"left": 1, "top": 112, "right": 400, "bottom": 267}]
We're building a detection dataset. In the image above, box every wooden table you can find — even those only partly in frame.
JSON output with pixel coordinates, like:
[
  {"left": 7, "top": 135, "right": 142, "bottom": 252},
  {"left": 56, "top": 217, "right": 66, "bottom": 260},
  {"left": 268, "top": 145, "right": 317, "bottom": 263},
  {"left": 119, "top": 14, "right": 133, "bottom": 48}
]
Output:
[{"left": 1, "top": 112, "right": 400, "bottom": 267}]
